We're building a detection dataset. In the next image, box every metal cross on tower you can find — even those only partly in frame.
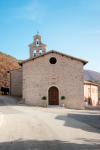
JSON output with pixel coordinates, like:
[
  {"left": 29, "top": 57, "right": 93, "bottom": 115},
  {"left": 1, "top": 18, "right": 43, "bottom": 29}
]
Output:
[{"left": 37, "top": 30, "right": 39, "bottom": 34}]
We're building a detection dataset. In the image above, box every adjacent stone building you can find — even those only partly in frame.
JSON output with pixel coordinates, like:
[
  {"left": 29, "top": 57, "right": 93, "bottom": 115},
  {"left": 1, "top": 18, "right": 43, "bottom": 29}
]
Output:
[
  {"left": 8, "top": 33, "right": 88, "bottom": 109},
  {"left": 7, "top": 68, "right": 22, "bottom": 96}
]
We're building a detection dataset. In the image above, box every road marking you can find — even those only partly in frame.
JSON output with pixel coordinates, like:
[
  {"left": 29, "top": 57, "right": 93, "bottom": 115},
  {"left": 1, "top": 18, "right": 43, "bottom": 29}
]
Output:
[{"left": 0, "top": 112, "right": 3, "bottom": 127}]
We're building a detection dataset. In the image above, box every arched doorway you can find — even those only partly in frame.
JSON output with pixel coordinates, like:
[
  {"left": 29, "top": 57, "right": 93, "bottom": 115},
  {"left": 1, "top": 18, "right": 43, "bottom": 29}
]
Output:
[{"left": 48, "top": 86, "right": 59, "bottom": 105}]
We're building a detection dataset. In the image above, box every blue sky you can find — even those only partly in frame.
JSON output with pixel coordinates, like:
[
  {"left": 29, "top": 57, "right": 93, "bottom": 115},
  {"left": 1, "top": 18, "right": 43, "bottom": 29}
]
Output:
[{"left": 0, "top": 0, "right": 100, "bottom": 72}]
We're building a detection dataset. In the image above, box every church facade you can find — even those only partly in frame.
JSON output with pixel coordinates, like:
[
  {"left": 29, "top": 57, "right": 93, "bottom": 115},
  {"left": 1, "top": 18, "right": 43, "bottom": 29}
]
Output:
[{"left": 8, "top": 34, "right": 88, "bottom": 109}]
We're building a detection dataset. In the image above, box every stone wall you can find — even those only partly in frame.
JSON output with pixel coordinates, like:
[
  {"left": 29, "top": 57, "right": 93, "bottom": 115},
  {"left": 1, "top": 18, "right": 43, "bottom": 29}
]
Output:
[
  {"left": 23, "top": 53, "right": 84, "bottom": 109},
  {"left": 10, "top": 68, "right": 22, "bottom": 96}
]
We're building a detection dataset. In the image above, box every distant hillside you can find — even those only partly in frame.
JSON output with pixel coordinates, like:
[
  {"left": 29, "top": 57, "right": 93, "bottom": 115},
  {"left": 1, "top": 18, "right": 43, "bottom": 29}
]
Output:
[
  {"left": 0, "top": 51, "right": 21, "bottom": 65},
  {"left": 84, "top": 69, "right": 100, "bottom": 80},
  {"left": 0, "top": 51, "right": 20, "bottom": 88},
  {"left": 0, "top": 51, "right": 100, "bottom": 92}
]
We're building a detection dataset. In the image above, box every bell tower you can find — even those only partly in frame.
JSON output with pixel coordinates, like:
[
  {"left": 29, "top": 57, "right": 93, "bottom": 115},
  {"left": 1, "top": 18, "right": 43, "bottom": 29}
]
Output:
[{"left": 28, "top": 32, "right": 47, "bottom": 58}]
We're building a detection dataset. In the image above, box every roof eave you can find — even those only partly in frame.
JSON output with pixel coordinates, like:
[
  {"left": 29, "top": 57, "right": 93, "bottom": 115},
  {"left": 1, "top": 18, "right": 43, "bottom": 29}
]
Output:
[
  {"left": 84, "top": 81, "right": 98, "bottom": 86},
  {"left": 18, "top": 50, "right": 88, "bottom": 66}
]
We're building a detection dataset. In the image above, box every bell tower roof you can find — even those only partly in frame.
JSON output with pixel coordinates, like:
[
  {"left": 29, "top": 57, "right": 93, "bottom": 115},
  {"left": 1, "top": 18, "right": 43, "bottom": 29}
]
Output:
[
  {"left": 33, "top": 34, "right": 42, "bottom": 38},
  {"left": 28, "top": 34, "right": 47, "bottom": 47}
]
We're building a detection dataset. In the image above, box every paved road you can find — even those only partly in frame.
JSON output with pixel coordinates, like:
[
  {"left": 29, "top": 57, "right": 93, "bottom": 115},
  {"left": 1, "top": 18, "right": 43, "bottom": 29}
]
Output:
[{"left": 0, "top": 96, "right": 100, "bottom": 150}]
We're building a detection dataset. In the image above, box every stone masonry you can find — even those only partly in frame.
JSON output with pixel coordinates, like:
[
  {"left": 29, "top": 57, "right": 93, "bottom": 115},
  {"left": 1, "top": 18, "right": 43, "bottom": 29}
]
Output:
[
  {"left": 22, "top": 52, "right": 84, "bottom": 109},
  {"left": 9, "top": 68, "right": 22, "bottom": 96},
  {"left": 29, "top": 34, "right": 47, "bottom": 58}
]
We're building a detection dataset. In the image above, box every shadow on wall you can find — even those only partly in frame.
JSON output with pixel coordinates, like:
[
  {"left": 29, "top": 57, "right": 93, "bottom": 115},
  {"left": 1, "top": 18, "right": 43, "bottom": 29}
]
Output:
[
  {"left": 55, "top": 113, "right": 100, "bottom": 133},
  {"left": 87, "top": 97, "right": 99, "bottom": 106},
  {"left": 96, "top": 100, "right": 99, "bottom": 106},
  {"left": 0, "top": 139, "right": 100, "bottom": 150}
]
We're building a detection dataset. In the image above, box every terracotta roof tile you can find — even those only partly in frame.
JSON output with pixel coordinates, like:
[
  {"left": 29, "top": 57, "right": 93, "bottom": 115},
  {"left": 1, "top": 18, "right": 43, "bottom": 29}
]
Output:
[{"left": 84, "top": 81, "right": 98, "bottom": 86}]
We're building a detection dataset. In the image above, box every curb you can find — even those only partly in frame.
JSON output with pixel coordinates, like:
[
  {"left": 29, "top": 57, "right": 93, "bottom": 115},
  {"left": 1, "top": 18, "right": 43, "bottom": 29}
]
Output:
[
  {"left": 0, "top": 112, "right": 3, "bottom": 127},
  {"left": 85, "top": 106, "right": 100, "bottom": 110}
]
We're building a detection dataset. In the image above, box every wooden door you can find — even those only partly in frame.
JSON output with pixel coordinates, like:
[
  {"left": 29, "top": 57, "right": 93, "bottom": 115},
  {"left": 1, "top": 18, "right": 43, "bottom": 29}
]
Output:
[{"left": 49, "top": 86, "right": 59, "bottom": 105}]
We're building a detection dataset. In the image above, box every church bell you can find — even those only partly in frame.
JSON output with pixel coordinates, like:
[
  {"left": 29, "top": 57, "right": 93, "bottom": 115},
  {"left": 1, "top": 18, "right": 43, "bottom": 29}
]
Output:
[{"left": 37, "top": 41, "right": 39, "bottom": 44}]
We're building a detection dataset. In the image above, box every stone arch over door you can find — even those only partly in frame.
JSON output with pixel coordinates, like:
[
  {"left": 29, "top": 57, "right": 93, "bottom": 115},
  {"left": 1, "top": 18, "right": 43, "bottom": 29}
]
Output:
[{"left": 48, "top": 86, "right": 59, "bottom": 105}]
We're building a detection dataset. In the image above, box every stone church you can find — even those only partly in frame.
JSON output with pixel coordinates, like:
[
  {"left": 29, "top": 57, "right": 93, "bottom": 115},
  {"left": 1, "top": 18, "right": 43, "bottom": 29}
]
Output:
[{"left": 7, "top": 34, "right": 88, "bottom": 109}]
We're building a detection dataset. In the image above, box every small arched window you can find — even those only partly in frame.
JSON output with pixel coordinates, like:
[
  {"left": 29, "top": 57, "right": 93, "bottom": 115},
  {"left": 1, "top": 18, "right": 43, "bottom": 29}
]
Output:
[
  {"left": 39, "top": 50, "right": 42, "bottom": 55},
  {"left": 33, "top": 50, "right": 37, "bottom": 56},
  {"left": 36, "top": 39, "right": 39, "bottom": 47}
]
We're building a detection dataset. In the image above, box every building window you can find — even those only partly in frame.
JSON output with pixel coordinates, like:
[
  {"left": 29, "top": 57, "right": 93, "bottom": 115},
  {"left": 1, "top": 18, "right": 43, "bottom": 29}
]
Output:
[
  {"left": 88, "top": 88, "right": 90, "bottom": 93},
  {"left": 49, "top": 57, "right": 57, "bottom": 64}
]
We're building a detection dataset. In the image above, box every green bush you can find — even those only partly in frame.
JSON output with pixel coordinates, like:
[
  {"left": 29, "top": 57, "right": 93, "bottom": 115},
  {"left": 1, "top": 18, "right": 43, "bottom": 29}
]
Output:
[
  {"left": 42, "top": 96, "right": 47, "bottom": 100},
  {"left": 61, "top": 96, "right": 66, "bottom": 100}
]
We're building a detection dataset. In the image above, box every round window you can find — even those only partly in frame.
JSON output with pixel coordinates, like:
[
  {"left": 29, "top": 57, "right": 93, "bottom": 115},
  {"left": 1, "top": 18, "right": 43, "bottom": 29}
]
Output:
[{"left": 49, "top": 57, "right": 57, "bottom": 64}]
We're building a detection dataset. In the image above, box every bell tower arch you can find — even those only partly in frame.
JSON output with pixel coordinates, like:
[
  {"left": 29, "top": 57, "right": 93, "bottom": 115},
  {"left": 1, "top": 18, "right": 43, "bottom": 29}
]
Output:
[{"left": 28, "top": 33, "right": 47, "bottom": 58}]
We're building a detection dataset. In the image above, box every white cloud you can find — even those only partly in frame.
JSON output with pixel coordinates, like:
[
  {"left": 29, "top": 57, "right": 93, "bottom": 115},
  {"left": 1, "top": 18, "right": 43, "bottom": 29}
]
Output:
[{"left": 4, "top": 0, "right": 45, "bottom": 23}]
